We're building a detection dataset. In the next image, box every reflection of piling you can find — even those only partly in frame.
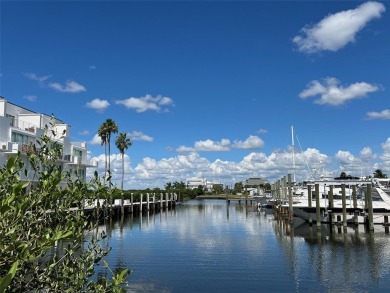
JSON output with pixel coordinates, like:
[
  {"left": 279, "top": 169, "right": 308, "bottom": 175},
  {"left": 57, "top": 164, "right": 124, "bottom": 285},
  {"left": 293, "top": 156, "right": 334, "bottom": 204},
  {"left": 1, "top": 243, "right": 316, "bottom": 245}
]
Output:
[
  {"left": 315, "top": 184, "right": 321, "bottom": 229},
  {"left": 130, "top": 193, "right": 134, "bottom": 213},
  {"left": 342, "top": 184, "right": 347, "bottom": 230}
]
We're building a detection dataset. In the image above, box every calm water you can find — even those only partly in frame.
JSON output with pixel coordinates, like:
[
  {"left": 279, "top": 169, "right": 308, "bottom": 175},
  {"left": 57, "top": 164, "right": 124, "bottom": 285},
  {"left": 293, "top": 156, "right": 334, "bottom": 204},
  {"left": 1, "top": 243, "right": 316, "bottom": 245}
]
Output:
[{"left": 97, "top": 200, "right": 390, "bottom": 292}]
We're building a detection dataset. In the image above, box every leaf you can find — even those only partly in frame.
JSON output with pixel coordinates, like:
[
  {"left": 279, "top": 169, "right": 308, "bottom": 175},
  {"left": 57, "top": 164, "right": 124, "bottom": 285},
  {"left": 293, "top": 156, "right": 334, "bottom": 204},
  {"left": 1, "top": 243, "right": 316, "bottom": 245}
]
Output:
[{"left": 0, "top": 261, "right": 18, "bottom": 293}]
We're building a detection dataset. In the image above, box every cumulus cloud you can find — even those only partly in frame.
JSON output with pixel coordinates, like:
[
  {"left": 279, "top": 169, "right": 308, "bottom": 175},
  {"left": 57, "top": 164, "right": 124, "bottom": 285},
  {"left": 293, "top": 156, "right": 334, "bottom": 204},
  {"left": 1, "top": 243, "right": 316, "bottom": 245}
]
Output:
[
  {"left": 299, "top": 77, "right": 379, "bottom": 106},
  {"left": 85, "top": 98, "right": 110, "bottom": 112},
  {"left": 128, "top": 131, "right": 153, "bottom": 142},
  {"left": 89, "top": 134, "right": 102, "bottom": 145},
  {"left": 360, "top": 147, "right": 377, "bottom": 161},
  {"left": 48, "top": 80, "right": 86, "bottom": 93},
  {"left": 293, "top": 1, "right": 385, "bottom": 53},
  {"left": 232, "top": 135, "right": 264, "bottom": 149},
  {"left": 177, "top": 136, "right": 264, "bottom": 153},
  {"left": 87, "top": 137, "right": 390, "bottom": 189},
  {"left": 177, "top": 139, "right": 230, "bottom": 152},
  {"left": 367, "top": 109, "right": 390, "bottom": 119},
  {"left": 115, "top": 94, "right": 174, "bottom": 113}
]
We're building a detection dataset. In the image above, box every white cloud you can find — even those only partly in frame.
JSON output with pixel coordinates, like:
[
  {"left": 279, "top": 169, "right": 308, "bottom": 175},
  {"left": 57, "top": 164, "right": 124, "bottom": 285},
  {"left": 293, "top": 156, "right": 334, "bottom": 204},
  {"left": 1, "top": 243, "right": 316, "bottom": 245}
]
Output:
[
  {"left": 23, "top": 72, "right": 51, "bottom": 86},
  {"left": 382, "top": 138, "right": 390, "bottom": 153},
  {"left": 299, "top": 77, "right": 379, "bottom": 106},
  {"left": 367, "top": 109, "right": 390, "bottom": 120},
  {"left": 177, "top": 136, "right": 264, "bottom": 153},
  {"left": 85, "top": 98, "right": 110, "bottom": 112},
  {"left": 48, "top": 80, "right": 86, "bottom": 93},
  {"left": 23, "top": 95, "right": 37, "bottom": 102},
  {"left": 293, "top": 1, "right": 385, "bottom": 53},
  {"left": 177, "top": 139, "right": 231, "bottom": 152},
  {"left": 232, "top": 135, "right": 264, "bottom": 149},
  {"left": 90, "top": 134, "right": 102, "bottom": 145},
  {"left": 115, "top": 94, "right": 174, "bottom": 113},
  {"left": 257, "top": 129, "right": 268, "bottom": 134},
  {"left": 128, "top": 131, "right": 153, "bottom": 142},
  {"left": 194, "top": 139, "right": 231, "bottom": 152},
  {"left": 87, "top": 137, "right": 390, "bottom": 189},
  {"left": 359, "top": 147, "right": 377, "bottom": 162}
]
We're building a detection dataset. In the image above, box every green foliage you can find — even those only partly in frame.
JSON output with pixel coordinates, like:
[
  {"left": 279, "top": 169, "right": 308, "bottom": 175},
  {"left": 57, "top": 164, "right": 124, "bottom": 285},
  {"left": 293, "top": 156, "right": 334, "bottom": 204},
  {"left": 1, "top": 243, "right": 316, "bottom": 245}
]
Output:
[
  {"left": 212, "top": 184, "right": 224, "bottom": 195},
  {"left": 234, "top": 182, "right": 243, "bottom": 194},
  {"left": 0, "top": 124, "right": 128, "bottom": 292},
  {"left": 373, "top": 169, "right": 387, "bottom": 179}
]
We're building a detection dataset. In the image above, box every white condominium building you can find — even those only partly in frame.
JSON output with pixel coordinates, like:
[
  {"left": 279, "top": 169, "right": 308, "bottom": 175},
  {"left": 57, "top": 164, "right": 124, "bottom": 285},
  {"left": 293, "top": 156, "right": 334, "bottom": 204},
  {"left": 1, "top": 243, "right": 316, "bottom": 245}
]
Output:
[
  {"left": 0, "top": 97, "right": 97, "bottom": 186},
  {"left": 186, "top": 178, "right": 217, "bottom": 191}
]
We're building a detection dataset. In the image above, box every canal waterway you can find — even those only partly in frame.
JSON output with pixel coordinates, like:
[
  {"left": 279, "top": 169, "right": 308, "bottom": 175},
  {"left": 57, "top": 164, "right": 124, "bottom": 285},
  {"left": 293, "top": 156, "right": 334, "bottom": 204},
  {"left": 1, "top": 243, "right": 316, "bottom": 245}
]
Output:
[{"left": 97, "top": 199, "right": 390, "bottom": 292}]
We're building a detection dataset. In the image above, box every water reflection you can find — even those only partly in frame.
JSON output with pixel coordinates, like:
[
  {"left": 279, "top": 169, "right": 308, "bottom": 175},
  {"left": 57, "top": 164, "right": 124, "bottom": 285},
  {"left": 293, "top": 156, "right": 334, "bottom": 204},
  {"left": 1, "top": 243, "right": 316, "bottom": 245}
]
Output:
[{"left": 96, "top": 200, "right": 390, "bottom": 293}]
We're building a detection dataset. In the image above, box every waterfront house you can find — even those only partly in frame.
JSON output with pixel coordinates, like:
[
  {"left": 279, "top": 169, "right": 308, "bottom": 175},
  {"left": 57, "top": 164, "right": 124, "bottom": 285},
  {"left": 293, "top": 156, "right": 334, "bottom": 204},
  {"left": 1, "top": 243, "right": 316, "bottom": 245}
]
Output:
[{"left": 0, "top": 97, "right": 97, "bottom": 187}]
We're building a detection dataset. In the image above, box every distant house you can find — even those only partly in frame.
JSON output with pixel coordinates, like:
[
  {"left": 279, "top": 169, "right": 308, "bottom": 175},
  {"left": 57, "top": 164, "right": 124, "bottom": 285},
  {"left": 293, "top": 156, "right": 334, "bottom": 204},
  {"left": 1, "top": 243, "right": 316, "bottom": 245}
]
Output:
[
  {"left": 186, "top": 177, "right": 218, "bottom": 191},
  {"left": 0, "top": 97, "right": 97, "bottom": 187},
  {"left": 244, "top": 177, "right": 267, "bottom": 196}
]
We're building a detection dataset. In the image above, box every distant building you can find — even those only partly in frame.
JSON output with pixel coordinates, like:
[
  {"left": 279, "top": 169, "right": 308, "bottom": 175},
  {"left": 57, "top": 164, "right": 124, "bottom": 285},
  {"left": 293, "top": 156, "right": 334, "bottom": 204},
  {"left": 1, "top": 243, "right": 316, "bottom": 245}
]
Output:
[
  {"left": 0, "top": 97, "right": 97, "bottom": 187},
  {"left": 244, "top": 177, "right": 267, "bottom": 196},
  {"left": 186, "top": 177, "right": 218, "bottom": 191}
]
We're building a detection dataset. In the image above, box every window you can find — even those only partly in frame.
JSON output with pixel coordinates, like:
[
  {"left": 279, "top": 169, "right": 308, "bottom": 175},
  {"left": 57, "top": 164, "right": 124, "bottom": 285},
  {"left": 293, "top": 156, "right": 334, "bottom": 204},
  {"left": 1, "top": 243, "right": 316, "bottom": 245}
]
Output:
[{"left": 11, "top": 132, "right": 30, "bottom": 145}]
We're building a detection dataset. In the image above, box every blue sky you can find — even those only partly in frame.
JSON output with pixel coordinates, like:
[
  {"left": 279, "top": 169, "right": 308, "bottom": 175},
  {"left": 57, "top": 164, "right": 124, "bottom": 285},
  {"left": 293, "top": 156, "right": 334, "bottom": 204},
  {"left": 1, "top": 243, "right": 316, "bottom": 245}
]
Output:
[{"left": 1, "top": 1, "right": 389, "bottom": 189}]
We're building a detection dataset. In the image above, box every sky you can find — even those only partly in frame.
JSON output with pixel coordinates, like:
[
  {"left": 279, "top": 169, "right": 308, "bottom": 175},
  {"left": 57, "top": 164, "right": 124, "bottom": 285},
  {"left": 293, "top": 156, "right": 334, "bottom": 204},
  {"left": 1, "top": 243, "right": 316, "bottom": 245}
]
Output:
[{"left": 1, "top": 0, "right": 389, "bottom": 189}]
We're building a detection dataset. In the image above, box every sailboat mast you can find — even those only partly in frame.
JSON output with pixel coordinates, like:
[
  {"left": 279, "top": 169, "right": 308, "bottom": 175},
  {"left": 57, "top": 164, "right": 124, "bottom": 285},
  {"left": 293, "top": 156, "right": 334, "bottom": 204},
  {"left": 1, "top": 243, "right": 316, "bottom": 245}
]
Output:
[{"left": 291, "top": 125, "right": 296, "bottom": 183}]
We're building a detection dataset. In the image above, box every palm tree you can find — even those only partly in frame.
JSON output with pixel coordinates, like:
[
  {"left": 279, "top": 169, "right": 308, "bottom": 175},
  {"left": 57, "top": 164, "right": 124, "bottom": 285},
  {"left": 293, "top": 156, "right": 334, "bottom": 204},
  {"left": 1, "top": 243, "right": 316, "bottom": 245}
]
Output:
[
  {"left": 98, "top": 119, "right": 118, "bottom": 186},
  {"left": 97, "top": 125, "right": 108, "bottom": 184},
  {"left": 115, "top": 132, "right": 132, "bottom": 215}
]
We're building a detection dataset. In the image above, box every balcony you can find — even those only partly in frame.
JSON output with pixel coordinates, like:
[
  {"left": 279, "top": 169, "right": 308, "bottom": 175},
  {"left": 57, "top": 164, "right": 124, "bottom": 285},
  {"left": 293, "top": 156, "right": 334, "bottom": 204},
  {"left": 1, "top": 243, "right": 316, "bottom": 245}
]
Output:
[
  {"left": 10, "top": 118, "right": 38, "bottom": 134},
  {"left": 3, "top": 143, "right": 35, "bottom": 155}
]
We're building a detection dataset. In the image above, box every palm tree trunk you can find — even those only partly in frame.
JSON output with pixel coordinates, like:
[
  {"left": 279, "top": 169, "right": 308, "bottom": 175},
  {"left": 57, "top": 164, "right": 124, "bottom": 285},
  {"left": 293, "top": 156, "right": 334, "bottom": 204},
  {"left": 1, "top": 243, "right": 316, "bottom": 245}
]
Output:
[{"left": 121, "top": 153, "right": 124, "bottom": 215}]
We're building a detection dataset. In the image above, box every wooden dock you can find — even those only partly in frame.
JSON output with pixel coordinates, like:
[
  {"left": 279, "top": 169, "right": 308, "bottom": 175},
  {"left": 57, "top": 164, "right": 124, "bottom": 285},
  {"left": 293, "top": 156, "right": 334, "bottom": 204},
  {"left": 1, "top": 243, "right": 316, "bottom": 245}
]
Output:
[{"left": 68, "top": 193, "right": 178, "bottom": 217}]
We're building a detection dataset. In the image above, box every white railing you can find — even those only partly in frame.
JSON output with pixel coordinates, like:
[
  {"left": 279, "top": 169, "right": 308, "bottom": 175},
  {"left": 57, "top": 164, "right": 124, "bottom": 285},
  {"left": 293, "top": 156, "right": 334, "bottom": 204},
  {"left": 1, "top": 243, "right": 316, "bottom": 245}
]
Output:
[{"left": 10, "top": 118, "right": 38, "bottom": 134}]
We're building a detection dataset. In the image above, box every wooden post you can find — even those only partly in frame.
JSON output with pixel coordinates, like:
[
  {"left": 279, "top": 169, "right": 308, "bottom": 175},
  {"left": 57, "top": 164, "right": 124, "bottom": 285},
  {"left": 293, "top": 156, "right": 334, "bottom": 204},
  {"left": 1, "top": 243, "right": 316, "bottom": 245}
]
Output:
[
  {"left": 341, "top": 184, "right": 347, "bottom": 230},
  {"left": 352, "top": 185, "right": 358, "bottom": 225},
  {"left": 329, "top": 185, "right": 334, "bottom": 224},
  {"left": 384, "top": 216, "right": 389, "bottom": 233},
  {"left": 160, "top": 193, "right": 163, "bottom": 209},
  {"left": 146, "top": 193, "right": 150, "bottom": 211},
  {"left": 315, "top": 184, "right": 321, "bottom": 229},
  {"left": 140, "top": 193, "right": 143, "bottom": 213},
  {"left": 165, "top": 193, "right": 169, "bottom": 209},
  {"left": 288, "top": 174, "right": 293, "bottom": 224},
  {"left": 308, "top": 185, "right": 312, "bottom": 225},
  {"left": 367, "top": 184, "right": 374, "bottom": 231}
]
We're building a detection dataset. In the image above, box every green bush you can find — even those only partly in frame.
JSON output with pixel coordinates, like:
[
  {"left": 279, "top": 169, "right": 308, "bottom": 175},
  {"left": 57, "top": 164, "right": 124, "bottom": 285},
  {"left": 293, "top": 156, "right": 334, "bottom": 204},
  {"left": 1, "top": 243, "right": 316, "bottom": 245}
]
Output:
[{"left": 0, "top": 125, "right": 129, "bottom": 292}]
